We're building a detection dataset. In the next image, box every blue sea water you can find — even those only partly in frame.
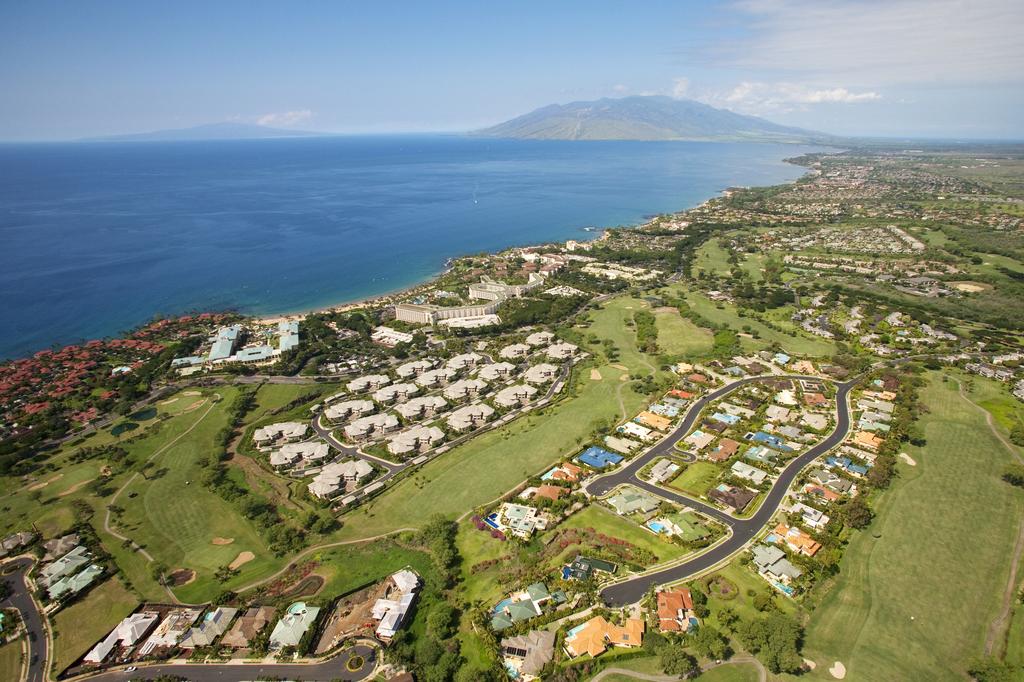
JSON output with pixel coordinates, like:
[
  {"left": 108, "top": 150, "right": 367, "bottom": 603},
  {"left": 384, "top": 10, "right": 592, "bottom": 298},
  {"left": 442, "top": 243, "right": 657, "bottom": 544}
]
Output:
[{"left": 0, "top": 135, "right": 822, "bottom": 359}]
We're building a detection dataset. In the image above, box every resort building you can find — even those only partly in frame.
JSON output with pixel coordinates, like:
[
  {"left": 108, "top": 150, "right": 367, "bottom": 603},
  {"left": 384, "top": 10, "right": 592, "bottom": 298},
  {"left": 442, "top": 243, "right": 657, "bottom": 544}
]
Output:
[
  {"left": 308, "top": 460, "right": 374, "bottom": 498},
  {"left": 393, "top": 395, "right": 448, "bottom": 420},
  {"left": 499, "top": 343, "right": 531, "bottom": 359},
  {"left": 347, "top": 374, "right": 391, "bottom": 393},
  {"left": 414, "top": 366, "right": 459, "bottom": 388},
  {"left": 493, "top": 383, "right": 538, "bottom": 408},
  {"left": 370, "top": 326, "right": 414, "bottom": 346},
  {"left": 445, "top": 352, "right": 484, "bottom": 371},
  {"left": 443, "top": 378, "right": 489, "bottom": 401},
  {"left": 525, "top": 331, "right": 554, "bottom": 347},
  {"left": 523, "top": 363, "right": 559, "bottom": 384},
  {"left": 269, "top": 441, "right": 331, "bottom": 470},
  {"left": 387, "top": 425, "right": 446, "bottom": 455},
  {"left": 395, "top": 358, "right": 436, "bottom": 378},
  {"left": 344, "top": 413, "right": 400, "bottom": 440},
  {"left": 446, "top": 402, "right": 495, "bottom": 431},
  {"left": 545, "top": 342, "right": 578, "bottom": 360},
  {"left": 253, "top": 421, "right": 308, "bottom": 447},
  {"left": 323, "top": 399, "right": 375, "bottom": 423},
  {"left": 478, "top": 361, "right": 517, "bottom": 381},
  {"left": 371, "top": 382, "right": 420, "bottom": 404}
]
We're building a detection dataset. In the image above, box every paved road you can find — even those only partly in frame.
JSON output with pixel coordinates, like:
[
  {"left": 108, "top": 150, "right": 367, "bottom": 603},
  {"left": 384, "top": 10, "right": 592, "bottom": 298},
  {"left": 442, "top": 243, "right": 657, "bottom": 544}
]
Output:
[
  {"left": 585, "top": 374, "right": 857, "bottom": 606},
  {"left": 84, "top": 644, "right": 377, "bottom": 682},
  {"left": 1, "top": 558, "right": 48, "bottom": 682}
]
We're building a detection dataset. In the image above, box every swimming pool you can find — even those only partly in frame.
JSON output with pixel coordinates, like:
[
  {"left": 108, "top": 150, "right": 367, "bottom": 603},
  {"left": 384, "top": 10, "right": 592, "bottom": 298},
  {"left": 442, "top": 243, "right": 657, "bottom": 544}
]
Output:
[
  {"left": 485, "top": 513, "right": 500, "bottom": 530},
  {"left": 647, "top": 520, "right": 668, "bottom": 534}
]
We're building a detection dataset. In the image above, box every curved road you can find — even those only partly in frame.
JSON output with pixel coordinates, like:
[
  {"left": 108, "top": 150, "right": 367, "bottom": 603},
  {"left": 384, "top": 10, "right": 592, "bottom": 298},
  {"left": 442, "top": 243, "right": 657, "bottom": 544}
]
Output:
[
  {"left": 1, "top": 558, "right": 49, "bottom": 682},
  {"left": 82, "top": 645, "right": 377, "bottom": 682},
  {"left": 584, "top": 374, "right": 856, "bottom": 606}
]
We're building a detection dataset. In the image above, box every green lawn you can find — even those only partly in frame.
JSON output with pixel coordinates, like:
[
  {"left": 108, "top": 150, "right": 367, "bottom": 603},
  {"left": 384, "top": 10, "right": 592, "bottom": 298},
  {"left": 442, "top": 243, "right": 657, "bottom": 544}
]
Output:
[
  {"left": 962, "top": 373, "right": 1024, "bottom": 436},
  {"left": 312, "top": 539, "right": 437, "bottom": 601},
  {"left": 654, "top": 308, "right": 714, "bottom": 357},
  {"left": 585, "top": 296, "right": 665, "bottom": 376},
  {"left": 457, "top": 523, "right": 514, "bottom": 606},
  {"left": 681, "top": 290, "right": 835, "bottom": 357},
  {"left": 51, "top": 577, "right": 138, "bottom": 674},
  {"left": 559, "top": 504, "right": 690, "bottom": 566},
  {"left": 694, "top": 238, "right": 733, "bottom": 277},
  {"left": 699, "top": 662, "right": 762, "bottom": 682},
  {"left": 0, "top": 641, "right": 23, "bottom": 682},
  {"left": 668, "top": 461, "right": 722, "bottom": 498},
  {"left": 798, "top": 373, "right": 1024, "bottom": 680}
]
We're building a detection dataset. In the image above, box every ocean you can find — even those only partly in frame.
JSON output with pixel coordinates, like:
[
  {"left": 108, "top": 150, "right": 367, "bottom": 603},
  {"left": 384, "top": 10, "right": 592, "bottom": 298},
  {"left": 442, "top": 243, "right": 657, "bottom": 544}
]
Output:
[{"left": 0, "top": 135, "right": 823, "bottom": 359}]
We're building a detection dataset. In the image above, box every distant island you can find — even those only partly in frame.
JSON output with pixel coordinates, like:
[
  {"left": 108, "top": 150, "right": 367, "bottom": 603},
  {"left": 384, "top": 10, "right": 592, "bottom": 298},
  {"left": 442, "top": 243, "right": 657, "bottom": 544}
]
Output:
[
  {"left": 476, "top": 95, "right": 830, "bottom": 143},
  {"left": 83, "top": 121, "right": 327, "bottom": 143}
]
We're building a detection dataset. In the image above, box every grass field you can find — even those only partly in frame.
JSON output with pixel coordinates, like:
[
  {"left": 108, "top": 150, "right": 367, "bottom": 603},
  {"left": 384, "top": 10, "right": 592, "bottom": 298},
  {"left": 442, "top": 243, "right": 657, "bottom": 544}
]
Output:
[
  {"left": 694, "top": 238, "right": 733, "bottom": 277},
  {"left": 681, "top": 290, "right": 835, "bottom": 357},
  {"left": 668, "top": 461, "right": 722, "bottom": 498},
  {"left": 797, "top": 373, "right": 1024, "bottom": 680},
  {"left": 654, "top": 307, "right": 714, "bottom": 357},
  {"left": 51, "top": 577, "right": 138, "bottom": 674},
  {"left": 559, "top": 504, "right": 689, "bottom": 566},
  {"left": 585, "top": 296, "right": 665, "bottom": 377},
  {"left": 312, "top": 539, "right": 437, "bottom": 601},
  {"left": 0, "top": 641, "right": 23, "bottom": 682},
  {"left": 963, "top": 373, "right": 1024, "bottom": 435}
]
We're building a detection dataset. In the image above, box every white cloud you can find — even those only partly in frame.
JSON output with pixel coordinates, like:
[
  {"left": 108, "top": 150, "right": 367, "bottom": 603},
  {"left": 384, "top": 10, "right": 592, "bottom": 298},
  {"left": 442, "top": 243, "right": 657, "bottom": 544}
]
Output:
[
  {"left": 671, "top": 77, "right": 690, "bottom": 99},
  {"left": 612, "top": 84, "right": 630, "bottom": 93},
  {"left": 726, "top": 0, "right": 1024, "bottom": 86},
  {"left": 705, "top": 81, "right": 881, "bottom": 114},
  {"left": 256, "top": 109, "right": 313, "bottom": 127}
]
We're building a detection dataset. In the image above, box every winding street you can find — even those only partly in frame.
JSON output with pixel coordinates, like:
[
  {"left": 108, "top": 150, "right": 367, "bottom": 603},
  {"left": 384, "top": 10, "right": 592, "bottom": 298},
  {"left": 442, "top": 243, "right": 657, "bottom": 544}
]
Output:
[
  {"left": 584, "top": 374, "right": 857, "bottom": 606},
  {"left": 1, "top": 558, "right": 49, "bottom": 682}
]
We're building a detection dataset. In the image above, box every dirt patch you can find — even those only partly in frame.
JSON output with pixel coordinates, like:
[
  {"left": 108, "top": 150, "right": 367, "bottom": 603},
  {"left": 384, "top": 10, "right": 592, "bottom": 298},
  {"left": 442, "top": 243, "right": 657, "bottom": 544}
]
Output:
[
  {"left": 229, "top": 551, "right": 255, "bottom": 570},
  {"left": 280, "top": 574, "right": 325, "bottom": 600},
  {"left": 168, "top": 568, "right": 196, "bottom": 586},
  {"left": 159, "top": 397, "right": 179, "bottom": 405},
  {"left": 183, "top": 399, "right": 206, "bottom": 412},
  {"left": 619, "top": 374, "right": 629, "bottom": 381},
  {"left": 184, "top": 390, "right": 201, "bottom": 396},
  {"left": 899, "top": 452, "right": 917, "bottom": 466},
  {"left": 611, "top": 364, "right": 628, "bottom": 371},
  {"left": 804, "top": 658, "right": 817, "bottom": 670},
  {"left": 829, "top": 661, "right": 847, "bottom": 679},
  {"left": 28, "top": 474, "right": 63, "bottom": 491},
  {"left": 951, "top": 280, "right": 991, "bottom": 293},
  {"left": 211, "top": 537, "right": 235, "bottom": 545},
  {"left": 653, "top": 306, "right": 678, "bottom": 314},
  {"left": 589, "top": 369, "right": 602, "bottom": 381},
  {"left": 58, "top": 479, "right": 95, "bottom": 497}
]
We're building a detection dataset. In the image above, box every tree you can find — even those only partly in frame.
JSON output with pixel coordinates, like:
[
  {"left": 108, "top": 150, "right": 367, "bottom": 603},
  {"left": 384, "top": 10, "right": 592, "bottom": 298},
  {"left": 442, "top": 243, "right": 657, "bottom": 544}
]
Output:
[
  {"left": 968, "top": 656, "right": 1020, "bottom": 681},
  {"left": 843, "top": 496, "right": 874, "bottom": 529},
  {"left": 738, "top": 613, "right": 804, "bottom": 674},
  {"left": 659, "top": 644, "right": 699, "bottom": 678},
  {"left": 690, "top": 625, "right": 730, "bottom": 660}
]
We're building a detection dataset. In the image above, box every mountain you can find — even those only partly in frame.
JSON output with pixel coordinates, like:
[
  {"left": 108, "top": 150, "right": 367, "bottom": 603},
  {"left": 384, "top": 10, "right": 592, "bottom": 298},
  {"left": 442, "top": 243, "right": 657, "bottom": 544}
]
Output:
[
  {"left": 83, "top": 122, "right": 327, "bottom": 142},
  {"left": 475, "top": 96, "right": 828, "bottom": 143}
]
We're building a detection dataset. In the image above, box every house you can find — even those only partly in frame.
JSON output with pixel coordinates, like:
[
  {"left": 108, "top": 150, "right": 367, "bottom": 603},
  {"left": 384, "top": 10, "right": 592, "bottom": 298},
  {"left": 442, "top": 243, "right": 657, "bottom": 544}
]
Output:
[
  {"left": 746, "top": 431, "right": 792, "bottom": 452},
  {"left": 346, "top": 374, "right": 391, "bottom": 393},
  {"left": 393, "top": 395, "right": 448, "bottom": 420},
  {"left": 604, "top": 435, "right": 641, "bottom": 454},
  {"left": 707, "top": 438, "right": 740, "bottom": 462},
  {"left": 542, "top": 462, "right": 584, "bottom": 482},
  {"left": 563, "top": 615, "right": 644, "bottom": 658},
  {"left": 709, "top": 484, "right": 755, "bottom": 512},
  {"left": 491, "top": 583, "right": 565, "bottom": 631},
  {"left": 85, "top": 611, "right": 161, "bottom": 663},
  {"left": 38, "top": 545, "right": 90, "bottom": 586},
  {"left": 140, "top": 608, "right": 203, "bottom": 654},
  {"left": 395, "top": 358, "right": 436, "bottom": 378},
  {"left": 751, "top": 544, "right": 802, "bottom": 584},
  {"left": 269, "top": 441, "right": 330, "bottom": 469},
  {"left": 525, "top": 331, "right": 555, "bottom": 347},
  {"left": 387, "top": 425, "right": 446, "bottom": 455},
  {"left": 744, "top": 445, "right": 776, "bottom": 466},
  {"left": 269, "top": 602, "right": 321, "bottom": 650},
  {"left": 576, "top": 446, "right": 624, "bottom": 469},
  {"left": 648, "top": 458, "right": 681, "bottom": 483},
  {"left": 684, "top": 429, "right": 715, "bottom": 451},
  {"left": 494, "top": 383, "right": 539, "bottom": 408},
  {"left": 372, "top": 382, "right": 420, "bottom": 404},
  {"left": 308, "top": 460, "right": 374, "bottom": 498},
  {"left": 446, "top": 352, "right": 484, "bottom": 371},
  {"left": 804, "top": 392, "right": 827, "bottom": 407},
  {"left": 790, "top": 502, "right": 830, "bottom": 529},
  {"left": 252, "top": 421, "right": 308, "bottom": 447},
  {"left": 809, "top": 468, "right": 854, "bottom": 494},
  {"left": 731, "top": 461, "right": 769, "bottom": 485},
  {"left": 546, "top": 342, "right": 578, "bottom": 360},
  {"left": 523, "top": 363, "right": 559, "bottom": 384},
  {"left": 804, "top": 484, "right": 842, "bottom": 502},
  {"left": 562, "top": 556, "right": 617, "bottom": 581},
  {"left": 371, "top": 326, "right": 414, "bottom": 346},
  {"left": 49, "top": 564, "right": 101, "bottom": 602},
  {"left": 414, "top": 367, "right": 459, "bottom": 388},
  {"left": 771, "top": 523, "right": 821, "bottom": 557},
  {"left": 344, "top": 413, "right": 400, "bottom": 440},
  {"left": 607, "top": 488, "right": 660, "bottom": 515},
  {"left": 618, "top": 421, "right": 654, "bottom": 442},
  {"left": 479, "top": 361, "right": 518, "bottom": 381},
  {"left": 324, "top": 399, "right": 375, "bottom": 423},
  {"left": 443, "top": 378, "right": 489, "bottom": 401},
  {"left": 853, "top": 430, "right": 884, "bottom": 451},
  {"left": 499, "top": 343, "right": 531, "bottom": 359},
  {"left": 657, "top": 588, "right": 698, "bottom": 633},
  {"left": 446, "top": 402, "right": 495, "bottom": 431},
  {"left": 501, "top": 630, "right": 555, "bottom": 682},
  {"left": 651, "top": 511, "right": 711, "bottom": 542},
  {"left": 179, "top": 607, "right": 239, "bottom": 648},
  {"left": 775, "top": 389, "right": 798, "bottom": 406},
  {"left": 372, "top": 570, "right": 420, "bottom": 642},
  {"left": 710, "top": 412, "right": 741, "bottom": 426},
  {"left": 530, "top": 484, "right": 567, "bottom": 502},
  {"left": 221, "top": 606, "right": 276, "bottom": 649},
  {"left": 765, "top": 405, "right": 793, "bottom": 423},
  {"left": 801, "top": 412, "right": 829, "bottom": 430},
  {"left": 635, "top": 411, "right": 672, "bottom": 432},
  {"left": 495, "top": 503, "right": 548, "bottom": 538}
]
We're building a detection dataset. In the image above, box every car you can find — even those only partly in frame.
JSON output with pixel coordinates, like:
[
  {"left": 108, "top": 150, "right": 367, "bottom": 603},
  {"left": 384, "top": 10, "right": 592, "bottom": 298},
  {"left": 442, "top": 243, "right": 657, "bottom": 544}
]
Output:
[{"left": 125, "top": 666, "right": 137, "bottom": 673}]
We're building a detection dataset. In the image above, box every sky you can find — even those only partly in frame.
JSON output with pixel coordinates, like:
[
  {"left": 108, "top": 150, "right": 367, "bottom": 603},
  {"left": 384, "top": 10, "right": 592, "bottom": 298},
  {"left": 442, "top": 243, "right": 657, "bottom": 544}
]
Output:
[{"left": 1, "top": 0, "right": 1022, "bottom": 140}]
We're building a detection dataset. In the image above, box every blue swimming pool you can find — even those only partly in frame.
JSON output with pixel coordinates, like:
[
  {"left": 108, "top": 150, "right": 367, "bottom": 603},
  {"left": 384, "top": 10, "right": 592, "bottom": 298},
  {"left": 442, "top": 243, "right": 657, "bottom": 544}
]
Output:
[
  {"left": 647, "top": 520, "right": 667, "bottom": 534},
  {"left": 485, "top": 513, "right": 500, "bottom": 529}
]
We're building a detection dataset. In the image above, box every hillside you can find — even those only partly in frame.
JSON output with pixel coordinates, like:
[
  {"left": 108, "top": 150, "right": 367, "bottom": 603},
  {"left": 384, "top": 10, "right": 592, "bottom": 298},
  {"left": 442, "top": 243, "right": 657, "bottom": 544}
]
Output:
[{"left": 476, "top": 95, "right": 826, "bottom": 142}]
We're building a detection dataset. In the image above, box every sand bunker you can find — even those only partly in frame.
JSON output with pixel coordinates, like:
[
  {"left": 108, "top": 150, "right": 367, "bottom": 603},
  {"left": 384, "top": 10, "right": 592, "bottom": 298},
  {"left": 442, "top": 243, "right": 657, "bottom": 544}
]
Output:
[
  {"left": 183, "top": 399, "right": 206, "bottom": 411},
  {"left": 184, "top": 390, "right": 201, "bottom": 396},
  {"left": 619, "top": 374, "right": 629, "bottom": 381},
  {"left": 804, "top": 658, "right": 817, "bottom": 670},
  {"left": 952, "top": 281, "right": 989, "bottom": 293},
  {"left": 229, "top": 551, "right": 255, "bottom": 570},
  {"left": 590, "top": 369, "right": 602, "bottom": 380},
  {"left": 28, "top": 474, "right": 63, "bottom": 491},
  {"left": 829, "top": 661, "right": 847, "bottom": 679},
  {"left": 168, "top": 568, "right": 196, "bottom": 586},
  {"left": 159, "top": 397, "right": 179, "bottom": 405},
  {"left": 611, "top": 364, "right": 628, "bottom": 371},
  {"left": 211, "top": 537, "right": 235, "bottom": 545},
  {"left": 58, "top": 479, "right": 94, "bottom": 497},
  {"left": 899, "top": 452, "right": 917, "bottom": 466}
]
